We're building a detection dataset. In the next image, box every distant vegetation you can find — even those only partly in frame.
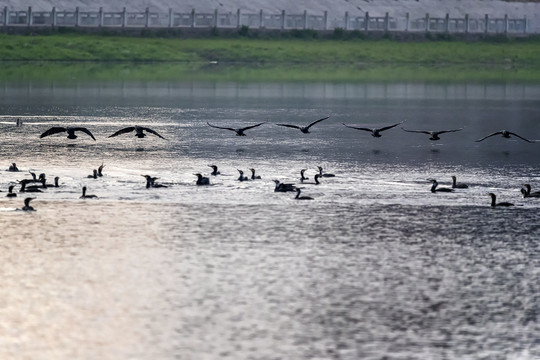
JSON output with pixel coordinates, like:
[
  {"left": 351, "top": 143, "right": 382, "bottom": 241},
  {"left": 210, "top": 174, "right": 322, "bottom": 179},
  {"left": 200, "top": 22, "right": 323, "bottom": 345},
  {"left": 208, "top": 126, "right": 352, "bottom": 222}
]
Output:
[{"left": 0, "top": 32, "right": 539, "bottom": 82}]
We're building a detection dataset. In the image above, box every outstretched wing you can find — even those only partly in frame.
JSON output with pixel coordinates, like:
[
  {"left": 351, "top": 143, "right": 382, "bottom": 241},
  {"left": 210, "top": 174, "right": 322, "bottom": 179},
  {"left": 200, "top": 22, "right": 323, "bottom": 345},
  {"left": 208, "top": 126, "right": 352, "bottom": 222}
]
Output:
[
  {"left": 240, "top": 122, "right": 266, "bottom": 131},
  {"left": 475, "top": 131, "right": 502, "bottom": 142},
  {"left": 40, "top": 127, "right": 66, "bottom": 139},
  {"left": 141, "top": 127, "right": 166, "bottom": 139},
  {"left": 507, "top": 131, "right": 533, "bottom": 143},
  {"left": 276, "top": 124, "right": 302, "bottom": 130},
  {"left": 378, "top": 122, "right": 402, "bottom": 132},
  {"left": 436, "top": 128, "right": 463, "bottom": 135},
  {"left": 305, "top": 116, "right": 330, "bottom": 130},
  {"left": 109, "top": 127, "right": 135, "bottom": 138},
  {"left": 72, "top": 127, "right": 96, "bottom": 140},
  {"left": 207, "top": 122, "right": 237, "bottom": 132},
  {"left": 401, "top": 128, "right": 431, "bottom": 135},
  {"left": 342, "top": 123, "right": 373, "bottom": 132}
]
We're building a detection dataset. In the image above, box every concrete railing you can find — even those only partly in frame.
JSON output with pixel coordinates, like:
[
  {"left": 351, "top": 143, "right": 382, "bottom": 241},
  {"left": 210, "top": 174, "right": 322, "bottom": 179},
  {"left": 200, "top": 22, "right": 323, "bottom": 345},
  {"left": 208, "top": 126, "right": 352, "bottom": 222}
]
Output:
[{"left": 0, "top": 7, "right": 530, "bottom": 34}]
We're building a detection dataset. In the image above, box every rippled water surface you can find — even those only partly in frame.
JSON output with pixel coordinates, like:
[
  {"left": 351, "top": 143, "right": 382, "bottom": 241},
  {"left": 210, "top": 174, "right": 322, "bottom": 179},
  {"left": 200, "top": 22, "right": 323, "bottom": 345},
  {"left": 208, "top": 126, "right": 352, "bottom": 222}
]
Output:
[{"left": 1, "top": 81, "right": 539, "bottom": 360}]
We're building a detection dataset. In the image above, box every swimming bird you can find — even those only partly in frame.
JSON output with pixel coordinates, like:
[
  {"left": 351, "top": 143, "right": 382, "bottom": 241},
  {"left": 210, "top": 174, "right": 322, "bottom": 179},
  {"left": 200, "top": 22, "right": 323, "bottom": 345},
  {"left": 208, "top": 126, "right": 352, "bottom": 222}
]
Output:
[
  {"left": 300, "top": 169, "right": 309, "bottom": 182},
  {"left": 8, "top": 163, "right": 19, "bottom": 172},
  {"left": 249, "top": 168, "right": 261, "bottom": 180},
  {"left": 342, "top": 122, "right": 401, "bottom": 137},
  {"left": 237, "top": 170, "right": 249, "bottom": 181},
  {"left": 18, "top": 180, "right": 43, "bottom": 193},
  {"left": 451, "top": 176, "right": 469, "bottom": 189},
  {"left": 522, "top": 184, "right": 540, "bottom": 198},
  {"left": 97, "top": 164, "right": 105, "bottom": 177},
  {"left": 142, "top": 175, "right": 167, "bottom": 188},
  {"left": 21, "top": 197, "right": 35, "bottom": 211},
  {"left": 476, "top": 130, "right": 533, "bottom": 143},
  {"left": 6, "top": 185, "right": 17, "bottom": 198},
  {"left": 108, "top": 125, "right": 166, "bottom": 139},
  {"left": 207, "top": 122, "right": 266, "bottom": 136},
  {"left": 294, "top": 188, "right": 314, "bottom": 200},
  {"left": 80, "top": 186, "right": 98, "bottom": 199},
  {"left": 317, "top": 166, "right": 335, "bottom": 178},
  {"left": 429, "top": 179, "right": 453, "bottom": 193},
  {"left": 276, "top": 116, "right": 330, "bottom": 134},
  {"left": 53, "top": 177, "right": 60, "bottom": 188},
  {"left": 194, "top": 173, "right": 210, "bottom": 186},
  {"left": 208, "top": 165, "right": 220, "bottom": 176},
  {"left": 87, "top": 169, "right": 98, "bottom": 179},
  {"left": 488, "top": 193, "right": 514, "bottom": 207},
  {"left": 40, "top": 126, "right": 96, "bottom": 140},
  {"left": 402, "top": 127, "right": 463, "bottom": 141},
  {"left": 273, "top": 180, "right": 297, "bottom": 192}
]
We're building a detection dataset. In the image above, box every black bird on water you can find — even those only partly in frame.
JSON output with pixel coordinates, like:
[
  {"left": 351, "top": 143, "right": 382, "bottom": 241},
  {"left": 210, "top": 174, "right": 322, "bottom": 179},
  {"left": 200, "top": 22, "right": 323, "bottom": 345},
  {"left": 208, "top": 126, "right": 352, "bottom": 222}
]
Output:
[
  {"left": 6, "top": 185, "right": 17, "bottom": 198},
  {"left": 80, "top": 186, "right": 98, "bottom": 199},
  {"left": 249, "top": 168, "right": 261, "bottom": 180},
  {"left": 273, "top": 180, "right": 296, "bottom": 192},
  {"left": 194, "top": 173, "right": 210, "bottom": 186},
  {"left": 8, "top": 163, "right": 19, "bottom": 172},
  {"left": 208, "top": 165, "right": 220, "bottom": 176},
  {"left": 21, "top": 197, "right": 36, "bottom": 211},
  {"left": 429, "top": 179, "right": 453, "bottom": 193},
  {"left": 276, "top": 116, "right": 330, "bottom": 134},
  {"left": 402, "top": 127, "right": 463, "bottom": 141},
  {"left": 40, "top": 127, "right": 96, "bottom": 141},
  {"left": 342, "top": 122, "right": 401, "bottom": 137},
  {"left": 475, "top": 130, "right": 533, "bottom": 143},
  {"left": 522, "top": 184, "right": 540, "bottom": 198},
  {"left": 142, "top": 175, "right": 167, "bottom": 188},
  {"left": 488, "top": 193, "right": 514, "bottom": 207},
  {"left": 294, "top": 188, "right": 314, "bottom": 200},
  {"left": 451, "top": 176, "right": 469, "bottom": 189},
  {"left": 109, "top": 125, "right": 166, "bottom": 139},
  {"left": 207, "top": 122, "right": 265, "bottom": 136}
]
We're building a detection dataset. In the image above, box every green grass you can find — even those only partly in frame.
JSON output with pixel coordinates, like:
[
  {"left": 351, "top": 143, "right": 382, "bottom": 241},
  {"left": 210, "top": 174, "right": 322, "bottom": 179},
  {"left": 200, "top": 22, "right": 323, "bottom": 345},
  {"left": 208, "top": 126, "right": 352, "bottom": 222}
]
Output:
[{"left": 1, "top": 33, "right": 540, "bottom": 82}]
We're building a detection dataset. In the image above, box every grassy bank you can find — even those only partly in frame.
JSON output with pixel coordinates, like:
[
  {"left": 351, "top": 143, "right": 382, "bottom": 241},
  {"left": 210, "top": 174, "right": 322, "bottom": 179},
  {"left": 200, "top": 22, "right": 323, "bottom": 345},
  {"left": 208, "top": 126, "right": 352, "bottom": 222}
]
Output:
[{"left": 1, "top": 33, "right": 540, "bottom": 82}]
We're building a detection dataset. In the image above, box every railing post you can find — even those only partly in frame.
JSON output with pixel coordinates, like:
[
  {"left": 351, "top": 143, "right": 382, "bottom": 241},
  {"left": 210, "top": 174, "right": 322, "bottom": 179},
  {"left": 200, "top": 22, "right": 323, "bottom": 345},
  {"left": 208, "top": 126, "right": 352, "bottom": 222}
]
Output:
[
  {"left": 281, "top": 10, "right": 285, "bottom": 30},
  {"left": 191, "top": 8, "right": 195, "bottom": 27},
  {"left": 3, "top": 6, "right": 8, "bottom": 27},
  {"left": 145, "top": 7, "right": 149, "bottom": 27},
  {"left": 51, "top": 7, "right": 56, "bottom": 27},
  {"left": 323, "top": 11, "right": 328, "bottom": 30},
  {"left": 75, "top": 6, "right": 79, "bottom": 27},
  {"left": 385, "top": 12, "right": 389, "bottom": 32},
  {"left": 504, "top": 14, "right": 508, "bottom": 34},
  {"left": 237, "top": 9, "right": 241, "bottom": 28},
  {"left": 445, "top": 13, "right": 449, "bottom": 32},
  {"left": 303, "top": 10, "right": 307, "bottom": 30},
  {"left": 425, "top": 13, "right": 430, "bottom": 32},
  {"left": 214, "top": 9, "right": 218, "bottom": 28},
  {"left": 485, "top": 14, "right": 489, "bottom": 34},
  {"left": 344, "top": 11, "right": 349, "bottom": 30},
  {"left": 122, "top": 7, "right": 127, "bottom": 28},
  {"left": 405, "top": 12, "right": 409, "bottom": 31},
  {"left": 99, "top": 7, "right": 103, "bottom": 27},
  {"left": 465, "top": 13, "right": 469, "bottom": 33},
  {"left": 259, "top": 9, "right": 263, "bottom": 29},
  {"left": 28, "top": 6, "right": 32, "bottom": 27},
  {"left": 168, "top": 8, "right": 173, "bottom": 28},
  {"left": 364, "top": 12, "right": 369, "bottom": 32}
]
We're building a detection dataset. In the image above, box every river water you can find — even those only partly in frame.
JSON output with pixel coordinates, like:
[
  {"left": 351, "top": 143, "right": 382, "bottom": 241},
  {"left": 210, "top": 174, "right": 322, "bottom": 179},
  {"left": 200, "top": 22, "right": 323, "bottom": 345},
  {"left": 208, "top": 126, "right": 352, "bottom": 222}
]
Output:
[{"left": 0, "top": 80, "right": 539, "bottom": 360}]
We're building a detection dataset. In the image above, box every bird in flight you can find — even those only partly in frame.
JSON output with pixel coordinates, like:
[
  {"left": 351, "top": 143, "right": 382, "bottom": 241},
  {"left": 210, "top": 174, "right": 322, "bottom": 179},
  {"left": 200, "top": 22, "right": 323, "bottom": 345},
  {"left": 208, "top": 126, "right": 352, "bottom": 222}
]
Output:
[
  {"left": 475, "top": 130, "right": 533, "bottom": 143},
  {"left": 40, "top": 126, "right": 96, "bottom": 140},
  {"left": 342, "top": 122, "right": 401, "bottom": 137},
  {"left": 401, "top": 127, "right": 463, "bottom": 141},
  {"left": 276, "top": 116, "right": 330, "bottom": 134},
  {"left": 109, "top": 125, "right": 166, "bottom": 139},
  {"left": 207, "top": 122, "right": 266, "bottom": 136}
]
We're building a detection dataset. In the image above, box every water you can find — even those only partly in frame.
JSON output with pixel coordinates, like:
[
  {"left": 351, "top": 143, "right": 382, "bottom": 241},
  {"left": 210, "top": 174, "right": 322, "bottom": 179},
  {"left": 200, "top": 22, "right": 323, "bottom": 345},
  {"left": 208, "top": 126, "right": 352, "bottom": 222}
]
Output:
[{"left": 0, "top": 80, "right": 539, "bottom": 360}]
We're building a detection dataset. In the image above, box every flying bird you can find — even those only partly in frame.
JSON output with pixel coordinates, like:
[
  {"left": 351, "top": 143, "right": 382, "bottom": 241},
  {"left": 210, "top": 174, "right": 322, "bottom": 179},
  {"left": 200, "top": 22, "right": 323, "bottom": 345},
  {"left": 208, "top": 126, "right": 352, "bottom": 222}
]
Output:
[
  {"left": 402, "top": 127, "right": 463, "bottom": 141},
  {"left": 276, "top": 116, "right": 330, "bottom": 134},
  {"left": 475, "top": 130, "right": 533, "bottom": 143},
  {"left": 40, "top": 126, "right": 96, "bottom": 140},
  {"left": 207, "top": 122, "right": 265, "bottom": 136},
  {"left": 342, "top": 122, "right": 401, "bottom": 137},
  {"left": 109, "top": 125, "right": 166, "bottom": 139}
]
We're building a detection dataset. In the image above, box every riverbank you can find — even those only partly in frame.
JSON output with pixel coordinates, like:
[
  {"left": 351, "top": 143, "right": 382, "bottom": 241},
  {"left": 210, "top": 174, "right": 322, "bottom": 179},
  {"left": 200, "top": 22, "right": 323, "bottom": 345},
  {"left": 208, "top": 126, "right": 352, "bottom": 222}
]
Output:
[{"left": 1, "top": 33, "right": 540, "bottom": 82}]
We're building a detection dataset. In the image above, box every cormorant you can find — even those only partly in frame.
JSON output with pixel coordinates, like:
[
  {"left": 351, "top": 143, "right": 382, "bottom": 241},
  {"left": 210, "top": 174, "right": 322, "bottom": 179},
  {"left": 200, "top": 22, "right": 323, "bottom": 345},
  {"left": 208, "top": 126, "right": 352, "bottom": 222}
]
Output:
[
  {"left": 522, "top": 184, "right": 540, "bottom": 198},
  {"left": 476, "top": 130, "right": 533, "bottom": 143},
  {"left": 342, "top": 122, "right": 401, "bottom": 137},
  {"left": 194, "top": 173, "right": 210, "bottom": 185},
  {"left": 451, "top": 176, "right": 469, "bottom": 189},
  {"left": 207, "top": 121, "right": 266, "bottom": 136},
  {"left": 294, "top": 188, "right": 314, "bottom": 200},
  {"left": 276, "top": 116, "right": 330, "bottom": 134},
  {"left": 429, "top": 179, "right": 453, "bottom": 193},
  {"left": 237, "top": 170, "right": 249, "bottom": 181},
  {"left": 209, "top": 165, "right": 220, "bottom": 176},
  {"left": 108, "top": 125, "right": 166, "bottom": 139},
  {"left": 80, "top": 186, "right": 98, "bottom": 199},
  {"left": 40, "top": 126, "right": 96, "bottom": 140},
  {"left": 249, "top": 168, "right": 261, "bottom": 180},
  {"left": 402, "top": 127, "right": 463, "bottom": 141},
  {"left": 317, "top": 166, "right": 335, "bottom": 178},
  {"left": 6, "top": 185, "right": 16, "bottom": 198},
  {"left": 488, "top": 193, "right": 514, "bottom": 207},
  {"left": 8, "top": 163, "right": 19, "bottom": 172},
  {"left": 273, "top": 180, "right": 296, "bottom": 192},
  {"left": 21, "top": 197, "right": 35, "bottom": 211}
]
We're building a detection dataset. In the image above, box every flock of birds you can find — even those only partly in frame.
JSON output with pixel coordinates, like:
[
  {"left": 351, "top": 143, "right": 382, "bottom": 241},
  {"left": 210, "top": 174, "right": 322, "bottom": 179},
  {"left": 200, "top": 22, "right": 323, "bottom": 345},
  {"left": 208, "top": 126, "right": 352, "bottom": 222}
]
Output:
[{"left": 3, "top": 116, "right": 538, "bottom": 211}]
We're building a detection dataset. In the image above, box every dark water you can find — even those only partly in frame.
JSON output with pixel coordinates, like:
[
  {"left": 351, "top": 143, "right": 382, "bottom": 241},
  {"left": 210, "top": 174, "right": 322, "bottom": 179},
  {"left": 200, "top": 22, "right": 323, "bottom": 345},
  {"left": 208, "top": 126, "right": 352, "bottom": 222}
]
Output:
[{"left": 0, "top": 80, "right": 539, "bottom": 359}]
